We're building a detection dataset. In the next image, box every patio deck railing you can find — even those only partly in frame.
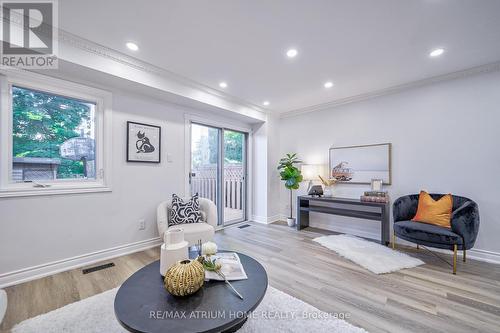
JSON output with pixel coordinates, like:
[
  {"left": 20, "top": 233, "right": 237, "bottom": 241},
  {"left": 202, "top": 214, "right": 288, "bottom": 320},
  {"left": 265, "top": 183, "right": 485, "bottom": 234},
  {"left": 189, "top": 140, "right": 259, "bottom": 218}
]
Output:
[{"left": 190, "top": 164, "right": 244, "bottom": 210}]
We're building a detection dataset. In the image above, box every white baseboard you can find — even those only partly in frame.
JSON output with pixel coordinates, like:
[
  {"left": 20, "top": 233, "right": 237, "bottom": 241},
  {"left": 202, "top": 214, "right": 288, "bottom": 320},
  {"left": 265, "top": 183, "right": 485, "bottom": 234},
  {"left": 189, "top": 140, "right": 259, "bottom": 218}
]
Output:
[
  {"left": 252, "top": 214, "right": 288, "bottom": 223},
  {"left": 250, "top": 215, "right": 268, "bottom": 224},
  {"left": 0, "top": 237, "right": 162, "bottom": 289},
  {"left": 468, "top": 248, "right": 500, "bottom": 264},
  {"left": 251, "top": 214, "right": 282, "bottom": 224}
]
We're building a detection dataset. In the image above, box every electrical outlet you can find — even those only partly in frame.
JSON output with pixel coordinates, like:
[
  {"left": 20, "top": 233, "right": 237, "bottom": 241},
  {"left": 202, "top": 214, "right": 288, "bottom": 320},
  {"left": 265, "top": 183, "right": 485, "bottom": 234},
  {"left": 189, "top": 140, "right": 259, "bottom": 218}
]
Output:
[{"left": 139, "top": 219, "right": 146, "bottom": 230}]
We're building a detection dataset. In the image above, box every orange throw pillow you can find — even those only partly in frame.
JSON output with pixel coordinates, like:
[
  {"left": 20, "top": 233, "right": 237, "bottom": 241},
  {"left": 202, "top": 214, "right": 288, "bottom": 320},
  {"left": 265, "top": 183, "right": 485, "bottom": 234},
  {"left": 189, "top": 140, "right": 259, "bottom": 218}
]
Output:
[{"left": 411, "top": 191, "right": 453, "bottom": 228}]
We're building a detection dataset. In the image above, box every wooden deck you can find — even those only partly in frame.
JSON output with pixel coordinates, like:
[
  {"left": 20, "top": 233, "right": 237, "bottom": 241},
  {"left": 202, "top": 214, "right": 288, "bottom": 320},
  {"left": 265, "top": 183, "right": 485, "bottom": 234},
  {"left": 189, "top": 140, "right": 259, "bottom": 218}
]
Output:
[{"left": 224, "top": 207, "right": 244, "bottom": 223}]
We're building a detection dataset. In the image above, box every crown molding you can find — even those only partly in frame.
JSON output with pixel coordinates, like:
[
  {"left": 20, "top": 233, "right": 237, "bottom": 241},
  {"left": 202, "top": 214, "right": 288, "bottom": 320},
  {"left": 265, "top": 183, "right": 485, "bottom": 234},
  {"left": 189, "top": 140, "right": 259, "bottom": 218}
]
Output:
[
  {"left": 57, "top": 30, "right": 268, "bottom": 115},
  {"left": 280, "top": 61, "right": 500, "bottom": 119},
  {"left": 55, "top": 30, "right": 500, "bottom": 120}
]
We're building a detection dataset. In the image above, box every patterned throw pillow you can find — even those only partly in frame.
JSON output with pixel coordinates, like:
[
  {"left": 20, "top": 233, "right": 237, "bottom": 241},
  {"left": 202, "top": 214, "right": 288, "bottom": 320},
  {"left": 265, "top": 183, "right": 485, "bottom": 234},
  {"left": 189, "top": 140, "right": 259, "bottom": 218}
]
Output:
[{"left": 169, "top": 193, "right": 202, "bottom": 226}]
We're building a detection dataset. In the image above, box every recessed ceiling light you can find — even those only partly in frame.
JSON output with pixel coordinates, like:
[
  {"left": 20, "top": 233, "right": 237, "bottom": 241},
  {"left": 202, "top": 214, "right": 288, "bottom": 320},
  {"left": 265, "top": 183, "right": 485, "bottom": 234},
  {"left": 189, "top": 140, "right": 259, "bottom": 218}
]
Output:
[
  {"left": 263, "top": 101, "right": 270, "bottom": 106},
  {"left": 286, "top": 49, "right": 298, "bottom": 58},
  {"left": 126, "top": 42, "right": 139, "bottom": 51},
  {"left": 219, "top": 82, "right": 228, "bottom": 88},
  {"left": 324, "top": 81, "right": 334, "bottom": 88},
  {"left": 429, "top": 48, "right": 444, "bottom": 57}
]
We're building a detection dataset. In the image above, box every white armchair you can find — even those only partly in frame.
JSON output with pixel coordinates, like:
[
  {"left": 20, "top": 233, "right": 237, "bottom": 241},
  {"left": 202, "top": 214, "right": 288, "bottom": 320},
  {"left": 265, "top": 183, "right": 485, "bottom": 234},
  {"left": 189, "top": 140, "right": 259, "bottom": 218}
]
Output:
[{"left": 157, "top": 197, "right": 217, "bottom": 246}]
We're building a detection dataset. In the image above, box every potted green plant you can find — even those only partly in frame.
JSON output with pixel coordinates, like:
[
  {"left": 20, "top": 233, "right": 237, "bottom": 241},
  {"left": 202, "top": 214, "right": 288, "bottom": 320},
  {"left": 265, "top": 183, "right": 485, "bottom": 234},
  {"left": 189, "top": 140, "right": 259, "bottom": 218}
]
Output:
[{"left": 278, "top": 153, "right": 303, "bottom": 227}]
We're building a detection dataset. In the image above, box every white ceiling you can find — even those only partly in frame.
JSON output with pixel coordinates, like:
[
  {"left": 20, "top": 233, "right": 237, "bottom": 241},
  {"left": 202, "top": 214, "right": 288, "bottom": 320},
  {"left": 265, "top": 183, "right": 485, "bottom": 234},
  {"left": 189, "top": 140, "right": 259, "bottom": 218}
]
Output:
[{"left": 59, "top": 0, "right": 500, "bottom": 113}]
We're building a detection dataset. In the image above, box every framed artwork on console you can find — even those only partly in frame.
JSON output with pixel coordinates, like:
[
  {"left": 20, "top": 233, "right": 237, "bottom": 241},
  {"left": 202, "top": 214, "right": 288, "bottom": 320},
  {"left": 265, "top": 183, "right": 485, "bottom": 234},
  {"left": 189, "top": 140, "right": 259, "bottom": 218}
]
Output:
[{"left": 329, "top": 143, "right": 391, "bottom": 185}]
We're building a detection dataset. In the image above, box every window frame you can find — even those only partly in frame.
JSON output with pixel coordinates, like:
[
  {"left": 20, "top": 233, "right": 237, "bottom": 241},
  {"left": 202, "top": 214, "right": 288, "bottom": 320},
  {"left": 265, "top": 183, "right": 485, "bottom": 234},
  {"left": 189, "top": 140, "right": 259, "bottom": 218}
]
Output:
[{"left": 0, "top": 69, "right": 112, "bottom": 197}]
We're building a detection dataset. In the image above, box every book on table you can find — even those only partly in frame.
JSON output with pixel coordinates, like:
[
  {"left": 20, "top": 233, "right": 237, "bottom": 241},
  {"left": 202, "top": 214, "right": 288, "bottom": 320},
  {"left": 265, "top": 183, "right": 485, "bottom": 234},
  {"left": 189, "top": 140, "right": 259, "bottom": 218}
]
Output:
[{"left": 205, "top": 252, "right": 248, "bottom": 281}]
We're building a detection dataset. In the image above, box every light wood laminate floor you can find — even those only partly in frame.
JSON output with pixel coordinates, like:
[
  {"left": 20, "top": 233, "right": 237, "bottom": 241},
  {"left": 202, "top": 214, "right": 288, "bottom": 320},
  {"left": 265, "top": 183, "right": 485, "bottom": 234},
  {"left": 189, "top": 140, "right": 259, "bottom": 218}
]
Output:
[{"left": 2, "top": 222, "right": 500, "bottom": 332}]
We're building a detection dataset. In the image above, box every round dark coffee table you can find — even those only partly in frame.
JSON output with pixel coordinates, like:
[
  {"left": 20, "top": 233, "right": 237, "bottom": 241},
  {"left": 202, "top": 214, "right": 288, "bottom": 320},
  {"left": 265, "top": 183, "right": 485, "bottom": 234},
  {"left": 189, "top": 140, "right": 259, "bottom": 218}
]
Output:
[{"left": 114, "top": 252, "right": 268, "bottom": 333}]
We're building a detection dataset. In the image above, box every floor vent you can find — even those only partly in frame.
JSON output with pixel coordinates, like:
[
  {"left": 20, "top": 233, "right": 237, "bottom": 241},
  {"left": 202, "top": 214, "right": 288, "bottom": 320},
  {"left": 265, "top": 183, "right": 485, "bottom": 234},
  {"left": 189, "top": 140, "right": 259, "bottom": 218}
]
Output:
[
  {"left": 82, "top": 262, "right": 115, "bottom": 274},
  {"left": 238, "top": 224, "right": 251, "bottom": 229}
]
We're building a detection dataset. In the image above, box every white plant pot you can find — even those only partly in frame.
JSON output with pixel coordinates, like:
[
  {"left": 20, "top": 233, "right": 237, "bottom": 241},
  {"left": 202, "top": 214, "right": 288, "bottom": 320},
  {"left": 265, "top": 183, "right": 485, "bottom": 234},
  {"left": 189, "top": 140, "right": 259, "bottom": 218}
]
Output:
[{"left": 287, "top": 217, "right": 296, "bottom": 227}]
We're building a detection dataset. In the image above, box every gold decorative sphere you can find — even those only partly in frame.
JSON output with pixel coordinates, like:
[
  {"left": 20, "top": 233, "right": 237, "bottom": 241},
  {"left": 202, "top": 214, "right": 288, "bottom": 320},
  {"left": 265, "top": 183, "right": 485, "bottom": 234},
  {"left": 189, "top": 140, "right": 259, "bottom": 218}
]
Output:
[{"left": 164, "top": 259, "right": 205, "bottom": 296}]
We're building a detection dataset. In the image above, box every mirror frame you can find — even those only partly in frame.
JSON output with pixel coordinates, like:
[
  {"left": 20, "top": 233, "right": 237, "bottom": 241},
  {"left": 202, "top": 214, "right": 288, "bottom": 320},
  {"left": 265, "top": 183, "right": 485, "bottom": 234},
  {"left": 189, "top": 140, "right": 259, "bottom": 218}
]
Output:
[{"left": 328, "top": 143, "right": 392, "bottom": 185}]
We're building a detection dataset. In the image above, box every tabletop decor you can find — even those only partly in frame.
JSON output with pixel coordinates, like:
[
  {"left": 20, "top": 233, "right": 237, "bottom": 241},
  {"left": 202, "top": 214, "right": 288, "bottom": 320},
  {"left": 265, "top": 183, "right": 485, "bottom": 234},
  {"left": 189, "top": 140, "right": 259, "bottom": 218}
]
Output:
[
  {"left": 200, "top": 241, "right": 221, "bottom": 271},
  {"left": 164, "top": 259, "right": 204, "bottom": 296},
  {"left": 301, "top": 164, "right": 322, "bottom": 192},
  {"left": 198, "top": 241, "right": 245, "bottom": 299},
  {"left": 319, "top": 175, "right": 337, "bottom": 197},
  {"left": 371, "top": 178, "right": 384, "bottom": 191},
  {"left": 201, "top": 241, "right": 218, "bottom": 256},
  {"left": 159, "top": 228, "right": 188, "bottom": 276}
]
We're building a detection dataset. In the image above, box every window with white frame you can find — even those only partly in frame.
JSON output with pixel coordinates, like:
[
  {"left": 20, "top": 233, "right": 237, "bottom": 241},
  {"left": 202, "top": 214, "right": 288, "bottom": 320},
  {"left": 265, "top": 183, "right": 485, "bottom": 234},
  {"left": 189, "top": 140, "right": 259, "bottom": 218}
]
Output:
[{"left": 0, "top": 70, "right": 112, "bottom": 196}]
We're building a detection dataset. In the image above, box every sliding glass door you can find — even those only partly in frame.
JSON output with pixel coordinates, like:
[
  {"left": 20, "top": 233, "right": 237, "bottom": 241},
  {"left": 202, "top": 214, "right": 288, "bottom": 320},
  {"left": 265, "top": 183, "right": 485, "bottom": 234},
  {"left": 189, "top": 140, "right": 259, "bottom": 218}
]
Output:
[
  {"left": 189, "top": 123, "right": 247, "bottom": 226},
  {"left": 223, "top": 129, "right": 246, "bottom": 224}
]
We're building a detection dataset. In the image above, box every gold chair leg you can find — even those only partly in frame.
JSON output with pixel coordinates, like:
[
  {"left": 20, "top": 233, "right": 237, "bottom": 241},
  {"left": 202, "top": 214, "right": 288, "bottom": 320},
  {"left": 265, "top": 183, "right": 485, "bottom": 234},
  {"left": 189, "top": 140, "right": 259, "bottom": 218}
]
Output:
[
  {"left": 392, "top": 230, "right": 396, "bottom": 249},
  {"left": 463, "top": 249, "right": 466, "bottom": 262},
  {"left": 453, "top": 244, "right": 457, "bottom": 275}
]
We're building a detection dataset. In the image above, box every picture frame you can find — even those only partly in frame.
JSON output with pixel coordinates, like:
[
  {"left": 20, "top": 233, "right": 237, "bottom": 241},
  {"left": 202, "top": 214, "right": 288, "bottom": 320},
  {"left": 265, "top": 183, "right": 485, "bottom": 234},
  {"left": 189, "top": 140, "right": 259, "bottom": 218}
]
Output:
[
  {"left": 371, "top": 178, "right": 384, "bottom": 191},
  {"left": 126, "top": 121, "right": 161, "bottom": 163},
  {"left": 329, "top": 143, "right": 391, "bottom": 185}
]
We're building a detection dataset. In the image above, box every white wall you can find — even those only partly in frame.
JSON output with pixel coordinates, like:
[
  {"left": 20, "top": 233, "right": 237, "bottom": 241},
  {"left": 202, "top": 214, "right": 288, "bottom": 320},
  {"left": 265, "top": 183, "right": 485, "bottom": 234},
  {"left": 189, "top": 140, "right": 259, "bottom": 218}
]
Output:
[
  {"left": 266, "top": 114, "right": 281, "bottom": 220},
  {"left": 251, "top": 121, "right": 268, "bottom": 222},
  {"left": 251, "top": 113, "right": 281, "bottom": 223},
  {"left": 0, "top": 87, "right": 256, "bottom": 285},
  {"left": 278, "top": 70, "right": 500, "bottom": 257}
]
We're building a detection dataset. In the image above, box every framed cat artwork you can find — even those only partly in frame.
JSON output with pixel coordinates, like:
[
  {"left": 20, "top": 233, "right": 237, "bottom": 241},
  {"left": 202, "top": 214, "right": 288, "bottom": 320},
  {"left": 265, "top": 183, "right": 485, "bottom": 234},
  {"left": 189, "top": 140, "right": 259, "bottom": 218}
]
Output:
[{"left": 126, "top": 121, "right": 161, "bottom": 163}]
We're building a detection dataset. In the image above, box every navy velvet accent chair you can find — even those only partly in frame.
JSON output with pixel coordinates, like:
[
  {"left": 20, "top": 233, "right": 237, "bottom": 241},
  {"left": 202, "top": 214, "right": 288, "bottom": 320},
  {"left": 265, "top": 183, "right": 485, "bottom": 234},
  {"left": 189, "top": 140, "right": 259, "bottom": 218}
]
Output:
[{"left": 392, "top": 194, "right": 479, "bottom": 274}]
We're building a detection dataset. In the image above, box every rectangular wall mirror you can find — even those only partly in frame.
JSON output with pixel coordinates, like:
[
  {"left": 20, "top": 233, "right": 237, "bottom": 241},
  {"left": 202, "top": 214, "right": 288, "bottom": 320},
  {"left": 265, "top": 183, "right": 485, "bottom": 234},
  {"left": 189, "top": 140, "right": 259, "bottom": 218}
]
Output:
[{"left": 329, "top": 143, "right": 392, "bottom": 185}]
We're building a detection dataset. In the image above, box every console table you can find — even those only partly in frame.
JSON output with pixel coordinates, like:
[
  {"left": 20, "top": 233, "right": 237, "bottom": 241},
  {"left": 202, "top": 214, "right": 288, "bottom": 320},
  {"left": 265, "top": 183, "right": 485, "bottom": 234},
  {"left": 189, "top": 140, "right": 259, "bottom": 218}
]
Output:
[{"left": 297, "top": 195, "right": 390, "bottom": 245}]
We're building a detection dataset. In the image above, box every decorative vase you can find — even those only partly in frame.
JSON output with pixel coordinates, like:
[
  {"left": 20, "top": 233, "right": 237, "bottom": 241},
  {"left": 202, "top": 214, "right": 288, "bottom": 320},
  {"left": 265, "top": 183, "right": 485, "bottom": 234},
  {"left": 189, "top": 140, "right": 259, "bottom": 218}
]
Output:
[
  {"left": 287, "top": 217, "right": 295, "bottom": 227},
  {"left": 323, "top": 185, "right": 335, "bottom": 197},
  {"left": 160, "top": 228, "right": 189, "bottom": 276},
  {"left": 164, "top": 259, "right": 205, "bottom": 296}
]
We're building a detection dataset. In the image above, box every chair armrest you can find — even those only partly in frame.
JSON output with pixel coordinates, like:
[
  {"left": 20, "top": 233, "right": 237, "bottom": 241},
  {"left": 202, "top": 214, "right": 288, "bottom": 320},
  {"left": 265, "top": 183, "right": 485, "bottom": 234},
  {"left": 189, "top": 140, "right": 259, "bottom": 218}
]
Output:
[
  {"left": 393, "top": 195, "right": 419, "bottom": 222},
  {"left": 451, "top": 201, "right": 480, "bottom": 249},
  {"left": 199, "top": 198, "right": 218, "bottom": 228}
]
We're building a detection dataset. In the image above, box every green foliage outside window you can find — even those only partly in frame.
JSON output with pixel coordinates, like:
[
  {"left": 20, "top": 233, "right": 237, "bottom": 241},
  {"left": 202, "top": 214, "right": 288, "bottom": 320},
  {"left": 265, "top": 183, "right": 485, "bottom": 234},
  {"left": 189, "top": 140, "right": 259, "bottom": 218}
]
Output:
[
  {"left": 12, "top": 86, "right": 94, "bottom": 178},
  {"left": 224, "top": 131, "right": 243, "bottom": 163},
  {"left": 192, "top": 129, "right": 244, "bottom": 168}
]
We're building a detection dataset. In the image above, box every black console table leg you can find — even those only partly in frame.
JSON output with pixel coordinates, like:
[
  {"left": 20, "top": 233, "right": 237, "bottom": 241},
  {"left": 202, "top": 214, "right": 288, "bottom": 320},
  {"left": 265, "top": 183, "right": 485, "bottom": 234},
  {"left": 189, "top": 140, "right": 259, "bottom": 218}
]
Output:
[
  {"left": 296, "top": 197, "right": 309, "bottom": 230},
  {"left": 381, "top": 204, "right": 390, "bottom": 246}
]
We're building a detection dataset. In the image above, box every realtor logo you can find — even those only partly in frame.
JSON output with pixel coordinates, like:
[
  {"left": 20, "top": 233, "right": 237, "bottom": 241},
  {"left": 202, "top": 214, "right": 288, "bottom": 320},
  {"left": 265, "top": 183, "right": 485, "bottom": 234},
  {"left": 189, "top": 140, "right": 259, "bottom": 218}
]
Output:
[{"left": 1, "top": 0, "right": 58, "bottom": 68}]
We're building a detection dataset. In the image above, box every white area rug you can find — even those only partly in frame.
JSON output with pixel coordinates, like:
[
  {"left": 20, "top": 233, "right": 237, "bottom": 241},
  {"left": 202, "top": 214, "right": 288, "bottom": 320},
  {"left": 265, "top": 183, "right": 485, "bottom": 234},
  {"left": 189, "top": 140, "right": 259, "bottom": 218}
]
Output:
[
  {"left": 314, "top": 234, "right": 424, "bottom": 274},
  {"left": 13, "top": 286, "right": 366, "bottom": 333}
]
